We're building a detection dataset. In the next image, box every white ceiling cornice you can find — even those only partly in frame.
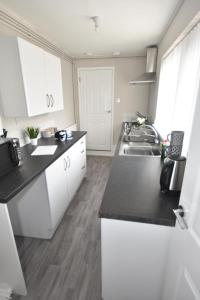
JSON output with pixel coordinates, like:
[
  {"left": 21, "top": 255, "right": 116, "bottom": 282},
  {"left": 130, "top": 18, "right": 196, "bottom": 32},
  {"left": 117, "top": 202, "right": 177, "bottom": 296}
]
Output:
[{"left": 0, "top": 5, "right": 72, "bottom": 62}]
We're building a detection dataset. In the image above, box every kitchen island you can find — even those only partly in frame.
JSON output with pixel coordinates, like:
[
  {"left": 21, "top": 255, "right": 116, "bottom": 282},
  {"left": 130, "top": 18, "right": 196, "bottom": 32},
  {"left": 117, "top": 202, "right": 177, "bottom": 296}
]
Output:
[{"left": 99, "top": 124, "right": 180, "bottom": 300}]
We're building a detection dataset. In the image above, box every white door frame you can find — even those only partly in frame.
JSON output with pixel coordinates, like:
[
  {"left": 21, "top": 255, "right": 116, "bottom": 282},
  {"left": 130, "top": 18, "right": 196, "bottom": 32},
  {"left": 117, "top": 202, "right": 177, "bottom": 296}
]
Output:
[{"left": 77, "top": 67, "right": 114, "bottom": 151}]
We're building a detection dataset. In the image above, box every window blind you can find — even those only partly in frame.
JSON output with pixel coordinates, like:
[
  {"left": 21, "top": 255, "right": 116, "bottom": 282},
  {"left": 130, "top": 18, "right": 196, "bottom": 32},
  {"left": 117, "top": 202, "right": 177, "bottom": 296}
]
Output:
[{"left": 155, "top": 22, "right": 200, "bottom": 155}]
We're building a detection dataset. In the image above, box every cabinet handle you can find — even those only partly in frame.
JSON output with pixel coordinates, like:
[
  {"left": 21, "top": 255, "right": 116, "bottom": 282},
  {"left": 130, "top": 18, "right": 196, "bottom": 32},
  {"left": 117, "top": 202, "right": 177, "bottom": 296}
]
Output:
[
  {"left": 66, "top": 156, "right": 69, "bottom": 168},
  {"left": 50, "top": 94, "right": 54, "bottom": 107},
  {"left": 81, "top": 150, "right": 85, "bottom": 154},
  {"left": 46, "top": 94, "right": 50, "bottom": 107},
  {"left": 81, "top": 165, "right": 85, "bottom": 170},
  {"left": 81, "top": 141, "right": 84, "bottom": 144},
  {"left": 63, "top": 158, "right": 67, "bottom": 171}
]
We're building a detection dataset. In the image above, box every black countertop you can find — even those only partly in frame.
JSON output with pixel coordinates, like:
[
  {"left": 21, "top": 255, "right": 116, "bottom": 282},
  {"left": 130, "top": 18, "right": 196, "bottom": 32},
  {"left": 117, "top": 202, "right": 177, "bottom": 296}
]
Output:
[
  {"left": 0, "top": 131, "right": 86, "bottom": 203},
  {"left": 99, "top": 127, "right": 179, "bottom": 227}
]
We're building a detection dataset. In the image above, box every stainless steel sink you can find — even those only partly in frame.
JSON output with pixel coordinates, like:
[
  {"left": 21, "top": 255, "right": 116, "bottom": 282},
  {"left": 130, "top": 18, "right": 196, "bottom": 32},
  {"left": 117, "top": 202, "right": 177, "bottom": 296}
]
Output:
[
  {"left": 123, "top": 125, "right": 159, "bottom": 143},
  {"left": 119, "top": 141, "right": 161, "bottom": 157}
]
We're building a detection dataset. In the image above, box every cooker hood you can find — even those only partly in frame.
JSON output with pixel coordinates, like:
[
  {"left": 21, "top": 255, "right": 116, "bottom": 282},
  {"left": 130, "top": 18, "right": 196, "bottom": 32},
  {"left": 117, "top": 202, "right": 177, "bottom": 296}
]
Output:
[{"left": 129, "top": 46, "right": 157, "bottom": 84}]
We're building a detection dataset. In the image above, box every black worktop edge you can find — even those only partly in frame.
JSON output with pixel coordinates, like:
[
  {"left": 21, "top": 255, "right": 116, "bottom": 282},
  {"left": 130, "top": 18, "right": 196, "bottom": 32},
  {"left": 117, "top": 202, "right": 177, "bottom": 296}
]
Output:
[{"left": 99, "top": 212, "right": 176, "bottom": 227}]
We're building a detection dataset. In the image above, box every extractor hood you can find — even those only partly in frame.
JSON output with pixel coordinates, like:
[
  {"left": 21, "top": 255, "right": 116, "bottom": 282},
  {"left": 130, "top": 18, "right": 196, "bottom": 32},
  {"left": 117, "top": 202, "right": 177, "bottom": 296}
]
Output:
[{"left": 129, "top": 46, "right": 157, "bottom": 84}]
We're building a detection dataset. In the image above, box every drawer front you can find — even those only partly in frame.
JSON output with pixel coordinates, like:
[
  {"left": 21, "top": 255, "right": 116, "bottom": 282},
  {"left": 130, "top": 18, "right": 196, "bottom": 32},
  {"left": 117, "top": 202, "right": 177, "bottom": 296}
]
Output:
[
  {"left": 77, "top": 136, "right": 86, "bottom": 151},
  {"left": 74, "top": 135, "right": 86, "bottom": 169}
]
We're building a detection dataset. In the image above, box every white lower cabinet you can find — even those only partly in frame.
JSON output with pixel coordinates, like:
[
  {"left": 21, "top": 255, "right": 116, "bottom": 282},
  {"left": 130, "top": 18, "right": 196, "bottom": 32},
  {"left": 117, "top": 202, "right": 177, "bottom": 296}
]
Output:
[
  {"left": 8, "top": 136, "right": 86, "bottom": 239},
  {"left": 45, "top": 152, "right": 70, "bottom": 230},
  {"left": 101, "top": 218, "right": 172, "bottom": 300}
]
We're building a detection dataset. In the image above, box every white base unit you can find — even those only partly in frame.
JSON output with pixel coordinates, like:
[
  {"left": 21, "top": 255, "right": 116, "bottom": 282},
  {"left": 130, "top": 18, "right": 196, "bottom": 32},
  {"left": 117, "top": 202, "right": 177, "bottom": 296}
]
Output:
[
  {"left": 8, "top": 136, "right": 86, "bottom": 239},
  {"left": 0, "top": 204, "right": 27, "bottom": 295},
  {"left": 101, "top": 218, "right": 172, "bottom": 300}
]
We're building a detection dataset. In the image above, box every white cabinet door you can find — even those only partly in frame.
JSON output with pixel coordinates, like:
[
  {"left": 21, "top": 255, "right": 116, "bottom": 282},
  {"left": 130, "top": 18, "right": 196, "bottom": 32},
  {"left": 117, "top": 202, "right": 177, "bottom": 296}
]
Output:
[
  {"left": 67, "top": 136, "right": 86, "bottom": 200},
  {"left": 0, "top": 37, "right": 63, "bottom": 117},
  {"left": 45, "top": 152, "right": 69, "bottom": 229},
  {"left": 44, "top": 51, "right": 64, "bottom": 112},
  {"left": 101, "top": 219, "right": 171, "bottom": 300},
  {"left": 67, "top": 146, "right": 82, "bottom": 201},
  {"left": 17, "top": 38, "right": 47, "bottom": 116}
]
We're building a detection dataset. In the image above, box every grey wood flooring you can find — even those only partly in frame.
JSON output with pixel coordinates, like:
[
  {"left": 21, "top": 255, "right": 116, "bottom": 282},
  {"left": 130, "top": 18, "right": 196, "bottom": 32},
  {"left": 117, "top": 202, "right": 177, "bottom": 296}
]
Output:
[{"left": 12, "top": 156, "right": 112, "bottom": 300}]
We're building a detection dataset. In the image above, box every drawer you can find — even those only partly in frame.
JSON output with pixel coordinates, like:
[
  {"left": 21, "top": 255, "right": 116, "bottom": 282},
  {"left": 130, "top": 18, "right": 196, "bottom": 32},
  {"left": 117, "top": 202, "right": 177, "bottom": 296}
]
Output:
[{"left": 77, "top": 136, "right": 86, "bottom": 148}]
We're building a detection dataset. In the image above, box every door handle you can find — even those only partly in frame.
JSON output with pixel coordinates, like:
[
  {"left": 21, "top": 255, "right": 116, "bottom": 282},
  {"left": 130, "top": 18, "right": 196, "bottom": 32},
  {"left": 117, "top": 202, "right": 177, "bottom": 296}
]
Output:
[
  {"left": 106, "top": 110, "right": 111, "bottom": 113},
  {"left": 173, "top": 205, "right": 188, "bottom": 230}
]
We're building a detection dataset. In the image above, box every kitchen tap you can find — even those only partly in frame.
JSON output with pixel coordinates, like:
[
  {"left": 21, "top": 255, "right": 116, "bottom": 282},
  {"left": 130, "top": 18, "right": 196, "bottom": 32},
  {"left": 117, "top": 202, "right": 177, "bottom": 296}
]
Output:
[
  {"left": 136, "top": 111, "right": 148, "bottom": 121},
  {"left": 144, "top": 125, "right": 159, "bottom": 144}
]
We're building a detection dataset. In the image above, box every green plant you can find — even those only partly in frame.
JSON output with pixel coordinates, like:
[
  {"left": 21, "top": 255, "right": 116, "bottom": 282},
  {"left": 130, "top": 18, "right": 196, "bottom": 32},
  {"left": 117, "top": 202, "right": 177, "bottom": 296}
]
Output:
[{"left": 25, "top": 127, "right": 39, "bottom": 139}]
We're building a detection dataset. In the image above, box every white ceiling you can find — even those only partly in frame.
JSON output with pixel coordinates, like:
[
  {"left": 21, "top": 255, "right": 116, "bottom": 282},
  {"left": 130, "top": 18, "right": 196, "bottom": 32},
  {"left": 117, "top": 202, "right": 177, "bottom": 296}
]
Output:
[{"left": 0, "top": 0, "right": 183, "bottom": 58}]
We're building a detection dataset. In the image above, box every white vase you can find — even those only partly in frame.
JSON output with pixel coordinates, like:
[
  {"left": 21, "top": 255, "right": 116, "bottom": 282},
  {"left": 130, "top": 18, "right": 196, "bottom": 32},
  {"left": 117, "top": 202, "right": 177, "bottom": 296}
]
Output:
[{"left": 31, "top": 138, "right": 38, "bottom": 146}]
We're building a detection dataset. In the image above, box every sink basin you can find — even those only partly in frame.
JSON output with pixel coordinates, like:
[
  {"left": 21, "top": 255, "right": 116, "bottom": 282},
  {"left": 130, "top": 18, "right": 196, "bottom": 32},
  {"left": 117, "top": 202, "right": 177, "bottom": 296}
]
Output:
[
  {"left": 123, "top": 126, "right": 157, "bottom": 143},
  {"left": 124, "top": 148, "right": 153, "bottom": 156},
  {"left": 119, "top": 142, "right": 161, "bottom": 157},
  {"left": 123, "top": 135, "right": 155, "bottom": 143}
]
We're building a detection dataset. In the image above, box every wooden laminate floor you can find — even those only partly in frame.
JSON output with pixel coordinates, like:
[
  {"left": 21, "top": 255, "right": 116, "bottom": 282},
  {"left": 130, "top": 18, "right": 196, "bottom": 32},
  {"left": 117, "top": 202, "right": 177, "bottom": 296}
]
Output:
[{"left": 13, "top": 156, "right": 112, "bottom": 300}]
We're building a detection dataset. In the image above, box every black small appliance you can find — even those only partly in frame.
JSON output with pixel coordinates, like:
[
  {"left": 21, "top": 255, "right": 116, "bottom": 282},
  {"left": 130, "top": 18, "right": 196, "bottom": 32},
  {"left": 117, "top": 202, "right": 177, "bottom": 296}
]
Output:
[{"left": 0, "top": 138, "right": 21, "bottom": 177}]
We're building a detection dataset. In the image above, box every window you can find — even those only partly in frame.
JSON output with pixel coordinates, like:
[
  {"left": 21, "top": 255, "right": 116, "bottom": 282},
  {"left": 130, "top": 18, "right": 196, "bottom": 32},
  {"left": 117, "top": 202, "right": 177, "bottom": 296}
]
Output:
[{"left": 155, "top": 22, "right": 200, "bottom": 155}]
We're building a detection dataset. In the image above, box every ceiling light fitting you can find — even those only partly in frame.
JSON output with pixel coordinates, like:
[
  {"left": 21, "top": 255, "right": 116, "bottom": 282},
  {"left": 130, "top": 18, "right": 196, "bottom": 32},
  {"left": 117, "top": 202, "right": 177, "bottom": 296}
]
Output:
[
  {"left": 91, "top": 16, "right": 100, "bottom": 32},
  {"left": 112, "top": 51, "right": 121, "bottom": 56}
]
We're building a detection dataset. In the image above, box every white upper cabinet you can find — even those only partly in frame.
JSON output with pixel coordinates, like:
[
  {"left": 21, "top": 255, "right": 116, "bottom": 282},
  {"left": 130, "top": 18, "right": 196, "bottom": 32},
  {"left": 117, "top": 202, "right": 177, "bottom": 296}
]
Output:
[{"left": 0, "top": 37, "right": 64, "bottom": 117}]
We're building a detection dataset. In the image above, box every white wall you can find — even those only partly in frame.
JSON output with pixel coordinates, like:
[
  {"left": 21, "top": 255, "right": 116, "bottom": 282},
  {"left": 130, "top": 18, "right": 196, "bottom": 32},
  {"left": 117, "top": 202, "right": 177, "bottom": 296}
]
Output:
[
  {"left": 148, "top": 0, "right": 200, "bottom": 122},
  {"left": 0, "top": 23, "right": 75, "bottom": 145},
  {"left": 74, "top": 58, "right": 150, "bottom": 144}
]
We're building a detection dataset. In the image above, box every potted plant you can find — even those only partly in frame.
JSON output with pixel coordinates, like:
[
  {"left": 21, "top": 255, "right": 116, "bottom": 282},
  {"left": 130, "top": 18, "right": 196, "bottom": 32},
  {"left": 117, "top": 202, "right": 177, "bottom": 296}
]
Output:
[{"left": 25, "top": 127, "right": 39, "bottom": 146}]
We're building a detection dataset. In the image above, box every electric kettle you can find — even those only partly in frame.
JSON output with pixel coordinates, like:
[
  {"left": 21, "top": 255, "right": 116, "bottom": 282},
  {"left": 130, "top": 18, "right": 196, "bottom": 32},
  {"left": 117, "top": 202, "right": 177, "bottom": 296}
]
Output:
[{"left": 160, "top": 156, "right": 186, "bottom": 193}]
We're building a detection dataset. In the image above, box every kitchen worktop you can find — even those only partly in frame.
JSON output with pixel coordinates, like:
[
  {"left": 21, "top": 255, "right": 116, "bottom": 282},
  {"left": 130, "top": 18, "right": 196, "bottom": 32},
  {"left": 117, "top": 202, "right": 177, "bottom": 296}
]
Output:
[
  {"left": 0, "top": 131, "right": 86, "bottom": 203},
  {"left": 99, "top": 126, "right": 180, "bottom": 227}
]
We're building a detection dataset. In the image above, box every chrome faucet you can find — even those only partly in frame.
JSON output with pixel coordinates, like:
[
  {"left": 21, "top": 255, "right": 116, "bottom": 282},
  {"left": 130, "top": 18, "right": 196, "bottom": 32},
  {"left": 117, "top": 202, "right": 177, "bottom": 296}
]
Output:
[
  {"left": 144, "top": 125, "right": 159, "bottom": 144},
  {"left": 136, "top": 111, "right": 148, "bottom": 122}
]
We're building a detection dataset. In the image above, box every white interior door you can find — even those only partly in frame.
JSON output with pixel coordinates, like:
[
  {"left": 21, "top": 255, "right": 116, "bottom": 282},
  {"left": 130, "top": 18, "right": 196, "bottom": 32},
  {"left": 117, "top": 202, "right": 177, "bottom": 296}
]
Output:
[
  {"left": 78, "top": 68, "right": 114, "bottom": 151},
  {"left": 162, "top": 83, "right": 200, "bottom": 300}
]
